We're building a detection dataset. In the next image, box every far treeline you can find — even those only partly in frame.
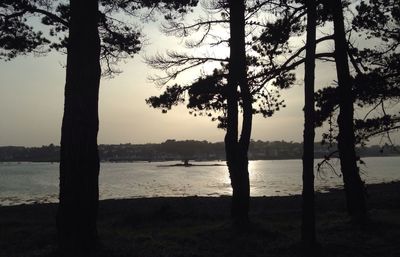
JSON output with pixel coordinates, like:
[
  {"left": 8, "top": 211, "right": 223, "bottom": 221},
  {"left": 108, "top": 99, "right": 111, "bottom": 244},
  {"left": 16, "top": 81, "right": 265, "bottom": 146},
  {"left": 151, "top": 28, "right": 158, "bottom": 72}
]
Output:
[{"left": 0, "top": 140, "right": 398, "bottom": 162}]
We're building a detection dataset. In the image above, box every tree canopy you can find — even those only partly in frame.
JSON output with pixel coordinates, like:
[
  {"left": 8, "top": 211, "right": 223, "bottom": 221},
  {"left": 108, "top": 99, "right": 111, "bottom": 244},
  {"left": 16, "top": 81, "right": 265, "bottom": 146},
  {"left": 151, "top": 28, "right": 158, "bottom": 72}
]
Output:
[{"left": 0, "top": 0, "right": 198, "bottom": 76}]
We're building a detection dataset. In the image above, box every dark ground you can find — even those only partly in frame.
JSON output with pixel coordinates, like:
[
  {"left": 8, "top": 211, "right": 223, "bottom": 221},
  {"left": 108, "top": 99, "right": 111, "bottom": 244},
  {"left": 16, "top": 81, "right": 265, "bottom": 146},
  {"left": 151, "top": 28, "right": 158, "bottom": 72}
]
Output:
[{"left": 1, "top": 182, "right": 399, "bottom": 257}]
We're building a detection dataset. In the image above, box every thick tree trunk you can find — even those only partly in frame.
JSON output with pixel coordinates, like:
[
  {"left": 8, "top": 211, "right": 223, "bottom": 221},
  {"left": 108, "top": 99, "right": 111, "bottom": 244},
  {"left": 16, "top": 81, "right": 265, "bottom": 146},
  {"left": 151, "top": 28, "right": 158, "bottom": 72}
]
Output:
[
  {"left": 56, "top": 0, "right": 101, "bottom": 253},
  {"left": 225, "top": 0, "right": 251, "bottom": 225},
  {"left": 331, "top": 0, "right": 367, "bottom": 221},
  {"left": 301, "top": 0, "right": 317, "bottom": 248}
]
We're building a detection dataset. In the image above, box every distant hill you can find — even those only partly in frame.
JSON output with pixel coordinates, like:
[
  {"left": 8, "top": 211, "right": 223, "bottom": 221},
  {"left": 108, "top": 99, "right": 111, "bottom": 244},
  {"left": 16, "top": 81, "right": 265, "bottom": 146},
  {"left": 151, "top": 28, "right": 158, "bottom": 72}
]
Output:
[{"left": 0, "top": 140, "right": 398, "bottom": 162}]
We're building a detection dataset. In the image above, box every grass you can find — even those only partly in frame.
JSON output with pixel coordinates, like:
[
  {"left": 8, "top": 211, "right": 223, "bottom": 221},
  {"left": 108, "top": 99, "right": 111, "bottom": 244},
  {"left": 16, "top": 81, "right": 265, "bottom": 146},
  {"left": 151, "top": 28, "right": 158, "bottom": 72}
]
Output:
[{"left": 0, "top": 182, "right": 399, "bottom": 257}]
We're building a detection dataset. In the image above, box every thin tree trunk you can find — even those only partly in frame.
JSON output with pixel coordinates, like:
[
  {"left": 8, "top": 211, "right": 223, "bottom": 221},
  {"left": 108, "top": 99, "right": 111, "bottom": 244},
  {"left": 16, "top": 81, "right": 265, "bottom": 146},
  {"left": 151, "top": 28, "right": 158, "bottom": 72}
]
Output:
[
  {"left": 57, "top": 0, "right": 101, "bottom": 253},
  {"left": 331, "top": 0, "right": 367, "bottom": 221},
  {"left": 301, "top": 0, "right": 317, "bottom": 248},
  {"left": 225, "top": 0, "right": 250, "bottom": 225}
]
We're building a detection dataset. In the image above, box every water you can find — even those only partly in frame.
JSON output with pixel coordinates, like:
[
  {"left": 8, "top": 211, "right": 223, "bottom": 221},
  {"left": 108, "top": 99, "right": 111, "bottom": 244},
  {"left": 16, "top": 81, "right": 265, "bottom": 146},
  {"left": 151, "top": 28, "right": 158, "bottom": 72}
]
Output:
[{"left": 0, "top": 157, "right": 399, "bottom": 206}]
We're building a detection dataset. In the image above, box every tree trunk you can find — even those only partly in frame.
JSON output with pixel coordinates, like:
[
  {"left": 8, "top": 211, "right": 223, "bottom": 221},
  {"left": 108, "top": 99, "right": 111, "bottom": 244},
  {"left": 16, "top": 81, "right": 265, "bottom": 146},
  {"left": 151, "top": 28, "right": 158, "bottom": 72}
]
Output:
[
  {"left": 225, "top": 0, "right": 251, "bottom": 226},
  {"left": 301, "top": 0, "right": 317, "bottom": 248},
  {"left": 56, "top": 0, "right": 101, "bottom": 253},
  {"left": 331, "top": 0, "right": 367, "bottom": 221}
]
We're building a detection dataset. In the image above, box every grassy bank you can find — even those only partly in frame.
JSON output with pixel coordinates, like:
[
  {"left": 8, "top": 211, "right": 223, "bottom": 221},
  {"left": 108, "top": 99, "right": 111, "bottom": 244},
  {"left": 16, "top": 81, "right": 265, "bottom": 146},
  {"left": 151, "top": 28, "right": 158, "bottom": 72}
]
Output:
[{"left": 1, "top": 182, "right": 399, "bottom": 257}]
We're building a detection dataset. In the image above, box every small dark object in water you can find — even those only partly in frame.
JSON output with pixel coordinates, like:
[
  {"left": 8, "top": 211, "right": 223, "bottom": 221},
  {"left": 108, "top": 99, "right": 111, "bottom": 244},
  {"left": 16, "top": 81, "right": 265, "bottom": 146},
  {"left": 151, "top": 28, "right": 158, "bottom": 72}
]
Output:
[{"left": 157, "top": 161, "right": 225, "bottom": 168}]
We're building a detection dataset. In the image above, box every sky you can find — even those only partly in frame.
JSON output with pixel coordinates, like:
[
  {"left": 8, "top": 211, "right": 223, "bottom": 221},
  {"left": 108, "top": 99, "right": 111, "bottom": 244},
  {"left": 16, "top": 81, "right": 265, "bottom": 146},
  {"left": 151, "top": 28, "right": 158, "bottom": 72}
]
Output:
[{"left": 0, "top": 3, "right": 393, "bottom": 147}]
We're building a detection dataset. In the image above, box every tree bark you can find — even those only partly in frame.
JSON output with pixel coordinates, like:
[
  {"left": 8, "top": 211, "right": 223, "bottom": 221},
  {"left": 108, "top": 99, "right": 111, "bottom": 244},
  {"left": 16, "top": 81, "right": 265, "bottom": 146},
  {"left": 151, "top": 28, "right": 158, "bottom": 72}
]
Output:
[
  {"left": 301, "top": 0, "right": 317, "bottom": 248},
  {"left": 56, "top": 0, "right": 101, "bottom": 253},
  {"left": 331, "top": 0, "right": 367, "bottom": 221},
  {"left": 225, "top": 0, "right": 251, "bottom": 226}
]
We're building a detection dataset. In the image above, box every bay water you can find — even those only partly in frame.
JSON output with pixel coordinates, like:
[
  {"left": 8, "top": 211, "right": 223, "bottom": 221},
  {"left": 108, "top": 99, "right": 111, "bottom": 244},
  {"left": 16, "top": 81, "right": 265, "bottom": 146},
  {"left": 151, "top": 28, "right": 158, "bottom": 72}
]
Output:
[{"left": 0, "top": 157, "right": 399, "bottom": 206}]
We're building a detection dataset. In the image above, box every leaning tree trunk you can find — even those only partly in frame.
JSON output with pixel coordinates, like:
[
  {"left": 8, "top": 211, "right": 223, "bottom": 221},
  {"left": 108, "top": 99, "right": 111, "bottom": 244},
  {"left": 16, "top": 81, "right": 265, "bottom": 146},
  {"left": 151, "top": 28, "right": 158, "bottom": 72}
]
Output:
[
  {"left": 331, "top": 0, "right": 367, "bottom": 221},
  {"left": 301, "top": 0, "right": 317, "bottom": 248},
  {"left": 225, "top": 0, "right": 251, "bottom": 225},
  {"left": 57, "top": 0, "right": 101, "bottom": 253}
]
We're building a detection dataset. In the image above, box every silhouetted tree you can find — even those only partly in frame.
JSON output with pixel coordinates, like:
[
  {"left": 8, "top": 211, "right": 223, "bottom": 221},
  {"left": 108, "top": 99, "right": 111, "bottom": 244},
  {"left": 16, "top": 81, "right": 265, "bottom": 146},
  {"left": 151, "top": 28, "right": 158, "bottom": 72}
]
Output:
[
  {"left": 1, "top": 0, "right": 198, "bottom": 252},
  {"left": 316, "top": 0, "right": 400, "bottom": 147},
  {"left": 314, "top": 0, "right": 400, "bottom": 221},
  {"left": 331, "top": 0, "right": 367, "bottom": 221},
  {"left": 314, "top": 0, "right": 399, "bottom": 221},
  {"left": 146, "top": 0, "right": 292, "bottom": 224},
  {"left": 351, "top": 0, "right": 400, "bottom": 144},
  {"left": 301, "top": 0, "right": 317, "bottom": 248},
  {"left": 146, "top": 0, "right": 337, "bottom": 224},
  {"left": 56, "top": 0, "right": 101, "bottom": 252},
  {"left": 224, "top": 0, "right": 251, "bottom": 224}
]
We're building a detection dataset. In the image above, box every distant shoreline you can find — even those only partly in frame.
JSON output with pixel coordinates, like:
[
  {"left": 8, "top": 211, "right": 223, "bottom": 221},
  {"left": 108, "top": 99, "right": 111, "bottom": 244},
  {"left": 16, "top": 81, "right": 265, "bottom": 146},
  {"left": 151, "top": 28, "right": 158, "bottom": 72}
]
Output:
[
  {"left": 2, "top": 140, "right": 399, "bottom": 163},
  {"left": 1, "top": 155, "right": 400, "bottom": 164}
]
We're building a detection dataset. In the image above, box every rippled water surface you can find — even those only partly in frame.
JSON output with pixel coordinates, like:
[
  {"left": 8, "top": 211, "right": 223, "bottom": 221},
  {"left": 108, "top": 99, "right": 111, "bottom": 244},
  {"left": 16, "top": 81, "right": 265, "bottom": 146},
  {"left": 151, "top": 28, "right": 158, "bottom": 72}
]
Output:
[{"left": 1, "top": 157, "right": 399, "bottom": 205}]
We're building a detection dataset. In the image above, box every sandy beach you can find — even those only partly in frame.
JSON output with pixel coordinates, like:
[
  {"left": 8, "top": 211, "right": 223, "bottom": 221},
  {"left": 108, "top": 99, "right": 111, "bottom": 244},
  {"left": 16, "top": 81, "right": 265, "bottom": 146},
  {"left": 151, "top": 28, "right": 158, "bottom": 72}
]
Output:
[{"left": 0, "top": 181, "right": 399, "bottom": 257}]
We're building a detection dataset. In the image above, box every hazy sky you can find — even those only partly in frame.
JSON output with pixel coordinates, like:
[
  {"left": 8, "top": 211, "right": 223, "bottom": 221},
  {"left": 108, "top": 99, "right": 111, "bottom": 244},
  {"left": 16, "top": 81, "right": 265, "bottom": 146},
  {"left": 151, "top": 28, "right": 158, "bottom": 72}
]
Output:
[{"left": 0, "top": 4, "right": 386, "bottom": 147}]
